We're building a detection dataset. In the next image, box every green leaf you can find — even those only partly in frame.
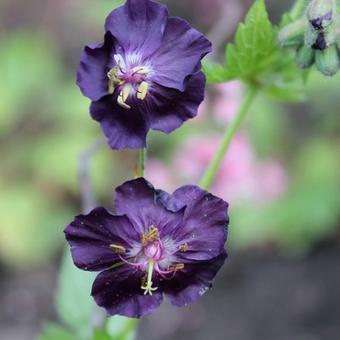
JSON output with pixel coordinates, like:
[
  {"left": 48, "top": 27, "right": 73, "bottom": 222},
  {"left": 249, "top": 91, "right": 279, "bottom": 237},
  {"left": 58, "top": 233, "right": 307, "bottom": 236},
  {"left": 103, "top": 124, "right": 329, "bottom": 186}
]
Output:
[
  {"left": 106, "top": 316, "right": 138, "bottom": 340},
  {"left": 36, "top": 323, "right": 76, "bottom": 340},
  {"left": 204, "top": 0, "right": 278, "bottom": 83},
  {"left": 93, "top": 329, "right": 112, "bottom": 340},
  {"left": 204, "top": 0, "right": 277, "bottom": 83},
  {"left": 225, "top": 0, "right": 277, "bottom": 80},
  {"left": 203, "top": 61, "right": 233, "bottom": 83},
  {"left": 56, "top": 249, "right": 97, "bottom": 339},
  {"left": 204, "top": 0, "right": 306, "bottom": 101}
]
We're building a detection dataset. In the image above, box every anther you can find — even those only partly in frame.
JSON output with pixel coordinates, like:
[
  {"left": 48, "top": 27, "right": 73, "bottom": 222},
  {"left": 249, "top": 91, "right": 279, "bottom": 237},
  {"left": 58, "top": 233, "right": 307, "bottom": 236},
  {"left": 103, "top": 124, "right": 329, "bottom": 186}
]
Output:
[
  {"left": 137, "top": 81, "right": 149, "bottom": 100},
  {"left": 110, "top": 244, "right": 126, "bottom": 254},
  {"left": 107, "top": 66, "right": 124, "bottom": 94},
  {"left": 117, "top": 87, "right": 131, "bottom": 109},
  {"left": 179, "top": 243, "right": 188, "bottom": 252},
  {"left": 171, "top": 263, "right": 185, "bottom": 271},
  {"left": 141, "top": 226, "right": 159, "bottom": 245}
]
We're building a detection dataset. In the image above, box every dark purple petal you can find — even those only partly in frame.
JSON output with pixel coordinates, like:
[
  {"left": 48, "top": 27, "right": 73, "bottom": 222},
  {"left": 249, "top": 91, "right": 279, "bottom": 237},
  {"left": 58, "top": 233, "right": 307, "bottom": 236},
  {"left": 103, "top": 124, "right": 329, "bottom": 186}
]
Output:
[
  {"left": 154, "top": 189, "right": 186, "bottom": 213},
  {"left": 164, "top": 253, "right": 226, "bottom": 307},
  {"left": 76, "top": 33, "right": 115, "bottom": 101},
  {"left": 64, "top": 207, "right": 138, "bottom": 271},
  {"left": 149, "top": 17, "right": 211, "bottom": 91},
  {"left": 146, "top": 71, "right": 205, "bottom": 133},
  {"left": 170, "top": 186, "right": 229, "bottom": 261},
  {"left": 90, "top": 96, "right": 150, "bottom": 150},
  {"left": 114, "top": 178, "right": 184, "bottom": 235},
  {"left": 105, "top": 0, "right": 168, "bottom": 57},
  {"left": 92, "top": 265, "right": 163, "bottom": 318}
]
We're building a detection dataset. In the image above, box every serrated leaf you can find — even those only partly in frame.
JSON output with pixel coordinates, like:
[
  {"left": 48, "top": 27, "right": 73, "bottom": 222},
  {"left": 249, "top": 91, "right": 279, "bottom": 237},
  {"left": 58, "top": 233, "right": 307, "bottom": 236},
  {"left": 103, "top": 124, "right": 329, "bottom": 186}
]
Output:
[
  {"left": 225, "top": 0, "right": 277, "bottom": 80},
  {"left": 202, "top": 61, "right": 232, "bottom": 83},
  {"left": 204, "top": 0, "right": 306, "bottom": 101},
  {"left": 204, "top": 0, "right": 278, "bottom": 84}
]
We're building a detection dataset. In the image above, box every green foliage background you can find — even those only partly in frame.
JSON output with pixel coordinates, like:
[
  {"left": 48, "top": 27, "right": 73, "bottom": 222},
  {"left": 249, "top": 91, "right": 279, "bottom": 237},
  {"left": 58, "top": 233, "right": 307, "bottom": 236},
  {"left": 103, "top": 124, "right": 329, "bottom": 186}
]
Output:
[{"left": 0, "top": 0, "right": 339, "bottom": 339}]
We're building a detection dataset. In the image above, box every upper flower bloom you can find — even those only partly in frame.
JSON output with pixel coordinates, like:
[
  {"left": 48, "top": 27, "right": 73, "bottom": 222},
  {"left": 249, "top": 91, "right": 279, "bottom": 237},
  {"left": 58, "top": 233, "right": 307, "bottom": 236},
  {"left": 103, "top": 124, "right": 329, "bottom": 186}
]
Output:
[
  {"left": 77, "top": 0, "right": 212, "bottom": 149},
  {"left": 64, "top": 178, "right": 228, "bottom": 318}
]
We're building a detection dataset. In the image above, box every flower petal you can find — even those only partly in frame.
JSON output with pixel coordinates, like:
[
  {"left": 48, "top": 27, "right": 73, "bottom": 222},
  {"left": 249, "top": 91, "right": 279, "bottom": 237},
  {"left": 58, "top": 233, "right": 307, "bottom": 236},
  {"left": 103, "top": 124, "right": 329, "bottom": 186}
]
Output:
[
  {"left": 114, "top": 178, "right": 184, "bottom": 235},
  {"left": 147, "top": 71, "right": 205, "bottom": 133},
  {"left": 170, "top": 186, "right": 229, "bottom": 261},
  {"left": 64, "top": 207, "right": 138, "bottom": 271},
  {"left": 90, "top": 96, "right": 150, "bottom": 150},
  {"left": 105, "top": 0, "right": 168, "bottom": 57},
  {"left": 92, "top": 265, "right": 163, "bottom": 318},
  {"left": 150, "top": 17, "right": 211, "bottom": 91},
  {"left": 76, "top": 32, "right": 115, "bottom": 101},
  {"left": 163, "top": 253, "right": 226, "bottom": 307}
]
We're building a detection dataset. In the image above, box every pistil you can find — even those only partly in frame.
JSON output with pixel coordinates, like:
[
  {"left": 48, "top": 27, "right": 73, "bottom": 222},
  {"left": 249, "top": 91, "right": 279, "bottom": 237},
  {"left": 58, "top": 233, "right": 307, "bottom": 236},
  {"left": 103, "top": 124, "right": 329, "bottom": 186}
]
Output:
[{"left": 141, "top": 259, "right": 158, "bottom": 295}]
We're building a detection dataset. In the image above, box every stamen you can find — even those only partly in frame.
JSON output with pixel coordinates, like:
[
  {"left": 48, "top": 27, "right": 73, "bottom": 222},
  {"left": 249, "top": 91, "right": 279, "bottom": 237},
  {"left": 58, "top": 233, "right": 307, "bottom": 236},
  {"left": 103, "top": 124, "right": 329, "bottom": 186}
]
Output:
[
  {"left": 119, "top": 254, "right": 145, "bottom": 268},
  {"left": 117, "top": 88, "right": 131, "bottom": 109},
  {"left": 141, "top": 259, "right": 158, "bottom": 295},
  {"left": 137, "top": 81, "right": 149, "bottom": 100},
  {"left": 107, "top": 66, "right": 124, "bottom": 94},
  {"left": 157, "top": 263, "right": 185, "bottom": 280},
  {"left": 132, "top": 66, "right": 149, "bottom": 75},
  {"left": 171, "top": 263, "right": 185, "bottom": 271},
  {"left": 114, "top": 54, "right": 125, "bottom": 70},
  {"left": 179, "top": 243, "right": 188, "bottom": 252},
  {"left": 122, "top": 85, "right": 131, "bottom": 102},
  {"left": 110, "top": 244, "right": 126, "bottom": 254},
  {"left": 108, "top": 79, "right": 115, "bottom": 94},
  {"left": 141, "top": 226, "right": 159, "bottom": 245}
]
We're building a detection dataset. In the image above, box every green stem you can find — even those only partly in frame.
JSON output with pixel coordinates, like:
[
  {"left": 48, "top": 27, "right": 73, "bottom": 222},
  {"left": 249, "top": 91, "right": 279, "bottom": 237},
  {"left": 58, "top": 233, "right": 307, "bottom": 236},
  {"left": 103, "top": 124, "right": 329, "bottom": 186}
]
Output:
[
  {"left": 199, "top": 86, "right": 258, "bottom": 190},
  {"left": 137, "top": 148, "right": 146, "bottom": 177}
]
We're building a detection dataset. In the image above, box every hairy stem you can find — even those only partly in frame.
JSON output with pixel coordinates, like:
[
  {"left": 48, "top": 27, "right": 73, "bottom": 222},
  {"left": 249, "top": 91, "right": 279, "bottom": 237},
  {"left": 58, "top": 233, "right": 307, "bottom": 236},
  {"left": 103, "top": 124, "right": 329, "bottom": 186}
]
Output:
[
  {"left": 78, "top": 137, "right": 105, "bottom": 213},
  {"left": 199, "top": 86, "right": 258, "bottom": 190}
]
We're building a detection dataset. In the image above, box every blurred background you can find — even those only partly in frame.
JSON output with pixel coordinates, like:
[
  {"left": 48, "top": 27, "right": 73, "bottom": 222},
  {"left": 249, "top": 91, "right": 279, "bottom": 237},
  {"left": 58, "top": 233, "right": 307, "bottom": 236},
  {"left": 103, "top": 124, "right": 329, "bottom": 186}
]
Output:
[{"left": 0, "top": 0, "right": 339, "bottom": 339}]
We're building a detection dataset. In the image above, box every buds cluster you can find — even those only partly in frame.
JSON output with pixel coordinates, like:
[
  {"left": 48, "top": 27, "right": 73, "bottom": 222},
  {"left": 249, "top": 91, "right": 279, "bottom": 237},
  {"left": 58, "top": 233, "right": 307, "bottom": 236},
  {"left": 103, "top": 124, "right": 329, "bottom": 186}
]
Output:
[{"left": 279, "top": 0, "right": 340, "bottom": 76}]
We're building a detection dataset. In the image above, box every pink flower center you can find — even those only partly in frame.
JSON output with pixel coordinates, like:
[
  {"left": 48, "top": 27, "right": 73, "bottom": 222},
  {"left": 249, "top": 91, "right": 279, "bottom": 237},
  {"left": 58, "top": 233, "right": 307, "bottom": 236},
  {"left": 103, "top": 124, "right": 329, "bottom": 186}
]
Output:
[
  {"left": 143, "top": 241, "right": 163, "bottom": 261},
  {"left": 107, "top": 54, "right": 151, "bottom": 109}
]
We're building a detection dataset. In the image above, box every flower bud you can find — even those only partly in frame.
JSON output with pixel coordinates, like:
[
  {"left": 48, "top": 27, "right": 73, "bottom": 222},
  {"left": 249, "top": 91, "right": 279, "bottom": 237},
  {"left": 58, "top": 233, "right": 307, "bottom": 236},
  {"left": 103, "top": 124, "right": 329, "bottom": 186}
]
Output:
[
  {"left": 307, "top": 0, "right": 335, "bottom": 30},
  {"left": 296, "top": 45, "right": 315, "bottom": 68},
  {"left": 305, "top": 21, "right": 338, "bottom": 50},
  {"left": 278, "top": 19, "right": 305, "bottom": 47},
  {"left": 315, "top": 44, "right": 340, "bottom": 76}
]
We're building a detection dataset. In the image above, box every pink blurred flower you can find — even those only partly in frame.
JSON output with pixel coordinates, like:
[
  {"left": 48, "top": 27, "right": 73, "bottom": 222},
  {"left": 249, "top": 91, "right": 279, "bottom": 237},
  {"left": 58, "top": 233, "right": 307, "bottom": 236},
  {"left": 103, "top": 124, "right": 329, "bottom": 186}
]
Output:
[
  {"left": 257, "top": 160, "right": 288, "bottom": 200},
  {"left": 174, "top": 133, "right": 288, "bottom": 204},
  {"left": 145, "top": 159, "right": 176, "bottom": 192},
  {"left": 214, "top": 81, "right": 243, "bottom": 124},
  {"left": 146, "top": 129, "right": 288, "bottom": 206}
]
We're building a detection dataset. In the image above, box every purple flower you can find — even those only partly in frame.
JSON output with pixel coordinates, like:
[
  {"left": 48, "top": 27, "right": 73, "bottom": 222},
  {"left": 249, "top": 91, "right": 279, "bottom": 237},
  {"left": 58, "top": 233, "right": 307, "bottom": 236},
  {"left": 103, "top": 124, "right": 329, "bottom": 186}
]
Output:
[
  {"left": 77, "top": 0, "right": 212, "bottom": 149},
  {"left": 64, "top": 178, "right": 228, "bottom": 318}
]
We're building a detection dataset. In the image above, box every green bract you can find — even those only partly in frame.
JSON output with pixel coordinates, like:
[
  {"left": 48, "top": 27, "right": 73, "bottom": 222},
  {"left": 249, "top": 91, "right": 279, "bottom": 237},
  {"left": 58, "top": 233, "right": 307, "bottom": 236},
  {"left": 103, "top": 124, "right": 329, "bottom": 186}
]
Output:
[{"left": 203, "top": 0, "right": 305, "bottom": 101}]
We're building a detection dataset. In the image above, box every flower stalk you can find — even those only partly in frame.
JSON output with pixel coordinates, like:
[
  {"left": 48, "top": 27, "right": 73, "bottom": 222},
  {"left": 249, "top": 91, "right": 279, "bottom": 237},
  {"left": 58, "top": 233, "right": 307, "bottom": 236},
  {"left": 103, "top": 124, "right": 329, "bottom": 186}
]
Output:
[
  {"left": 137, "top": 148, "right": 146, "bottom": 178},
  {"left": 199, "top": 86, "right": 258, "bottom": 190}
]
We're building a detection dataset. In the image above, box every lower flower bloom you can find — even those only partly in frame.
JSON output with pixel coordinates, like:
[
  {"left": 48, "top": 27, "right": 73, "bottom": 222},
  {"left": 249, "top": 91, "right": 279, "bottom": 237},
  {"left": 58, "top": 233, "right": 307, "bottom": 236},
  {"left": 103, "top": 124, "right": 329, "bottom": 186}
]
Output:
[{"left": 64, "top": 178, "right": 229, "bottom": 318}]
